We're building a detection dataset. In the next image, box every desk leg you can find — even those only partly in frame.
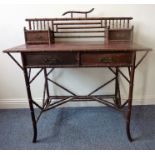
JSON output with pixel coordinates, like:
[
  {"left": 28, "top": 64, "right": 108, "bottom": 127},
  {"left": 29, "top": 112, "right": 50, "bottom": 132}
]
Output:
[
  {"left": 44, "top": 68, "right": 50, "bottom": 106},
  {"left": 23, "top": 67, "right": 37, "bottom": 143},
  {"left": 115, "top": 67, "right": 121, "bottom": 108},
  {"left": 126, "top": 52, "right": 136, "bottom": 142}
]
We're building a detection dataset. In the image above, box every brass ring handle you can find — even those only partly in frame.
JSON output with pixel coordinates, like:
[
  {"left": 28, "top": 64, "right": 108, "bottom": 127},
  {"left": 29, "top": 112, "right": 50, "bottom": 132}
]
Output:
[{"left": 100, "top": 57, "right": 112, "bottom": 63}]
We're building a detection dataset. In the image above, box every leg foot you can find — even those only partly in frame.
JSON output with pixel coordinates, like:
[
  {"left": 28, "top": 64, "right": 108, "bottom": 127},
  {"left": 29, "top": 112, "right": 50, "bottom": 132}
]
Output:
[
  {"left": 126, "top": 106, "right": 133, "bottom": 142},
  {"left": 32, "top": 126, "right": 37, "bottom": 143},
  {"left": 31, "top": 111, "right": 37, "bottom": 143},
  {"left": 33, "top": 137, "right": 37, "bottom": 143},
  {"left": 126, "top": 121, "right": 133, "bottom": 142}
]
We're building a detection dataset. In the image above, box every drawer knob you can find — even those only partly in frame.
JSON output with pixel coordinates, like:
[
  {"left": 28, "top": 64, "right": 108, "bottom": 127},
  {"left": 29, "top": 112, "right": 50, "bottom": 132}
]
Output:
[
  {"left": 100, "top": 57, "right": 112, "bottom": 63},
  {"left": 36, "top": 35, "right": 43, "bottom": 40}
]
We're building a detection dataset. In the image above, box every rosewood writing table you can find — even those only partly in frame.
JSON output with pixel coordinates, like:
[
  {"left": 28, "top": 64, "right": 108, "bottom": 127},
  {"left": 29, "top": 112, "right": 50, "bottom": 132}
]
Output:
[{"left": 3, "top": 9, "right": 152, "bottom": 143}]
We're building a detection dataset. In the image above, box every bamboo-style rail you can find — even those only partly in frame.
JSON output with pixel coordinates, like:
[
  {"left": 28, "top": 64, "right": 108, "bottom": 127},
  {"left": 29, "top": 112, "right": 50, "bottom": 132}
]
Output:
[{"left": 25, "top": 17, "right": 133, "bottom": 40}]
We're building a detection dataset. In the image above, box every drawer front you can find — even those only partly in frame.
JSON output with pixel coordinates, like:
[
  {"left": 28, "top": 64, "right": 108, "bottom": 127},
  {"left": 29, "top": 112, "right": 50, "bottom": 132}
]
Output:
[
  {"left": 108, "top": 30, "right": 132, "bottom": 41},
  {"left": 81, "top": 52, "right": 132, "bottom": 67},
  {"left": 24, "top": 52, "right": 78, "bottom": 67},
  {"left": 26, "top": 31, "right": 49, "bottom": 44}
]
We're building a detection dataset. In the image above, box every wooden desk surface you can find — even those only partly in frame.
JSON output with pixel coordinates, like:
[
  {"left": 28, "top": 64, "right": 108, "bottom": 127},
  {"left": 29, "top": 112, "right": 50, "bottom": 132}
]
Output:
[{"left": 3, "top": 41, "right": 152, "bottom": 53}]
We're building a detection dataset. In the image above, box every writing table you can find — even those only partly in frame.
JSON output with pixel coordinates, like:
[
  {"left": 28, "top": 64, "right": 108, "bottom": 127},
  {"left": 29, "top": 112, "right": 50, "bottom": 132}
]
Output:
[{"left": 3, "top": 8, "right": 152, "bottom": 143}]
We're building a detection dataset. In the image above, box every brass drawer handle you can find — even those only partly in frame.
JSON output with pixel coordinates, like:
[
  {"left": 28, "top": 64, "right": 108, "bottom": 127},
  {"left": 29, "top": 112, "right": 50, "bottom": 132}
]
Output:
[
  {"left": 100, "top": 57, "right": 112, "bottom": 63},
  {"left": 43, "top": 57, "right": 59, "bottom": 64}
]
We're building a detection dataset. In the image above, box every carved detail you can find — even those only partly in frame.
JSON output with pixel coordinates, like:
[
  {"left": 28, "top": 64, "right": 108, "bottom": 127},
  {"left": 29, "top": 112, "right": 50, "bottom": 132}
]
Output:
[{"left": 62, "top": 8, "right": 94, "bottom": 18}]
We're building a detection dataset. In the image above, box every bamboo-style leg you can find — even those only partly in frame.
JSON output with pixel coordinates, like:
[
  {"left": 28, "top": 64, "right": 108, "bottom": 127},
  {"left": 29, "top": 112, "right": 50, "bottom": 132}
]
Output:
[
  {"left": 23, "top": 67, "right": 37, "bottom": 143},
  {"left": 44, "top": 68, "right": 50, "bottom": 98},
  {"left": 21, "top": 53, "right": 37, "bottom": 143},
  {"left": 115, "top": 67, "right": 121, "bottom": 108},
  {"left": 43, "top": 68, "right": 50, "bottom": 107},
  {"left": 126, "top": 52, "right": 136, "bottom": 142}
]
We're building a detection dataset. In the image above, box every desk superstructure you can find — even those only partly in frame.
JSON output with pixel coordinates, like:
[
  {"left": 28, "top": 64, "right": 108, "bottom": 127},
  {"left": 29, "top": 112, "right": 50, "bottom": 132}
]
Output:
[{"left": 3, "top": 8, "right": 152, "bottom": 143}]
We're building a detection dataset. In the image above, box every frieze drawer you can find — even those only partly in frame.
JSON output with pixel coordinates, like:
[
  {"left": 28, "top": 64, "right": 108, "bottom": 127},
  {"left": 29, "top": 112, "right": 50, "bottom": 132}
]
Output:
[
  {"left": 81, "top": 52, "right": 132, "bottom": 67},
  {"left": 24, "top": 52, "right": 78, "bottom": 67}
]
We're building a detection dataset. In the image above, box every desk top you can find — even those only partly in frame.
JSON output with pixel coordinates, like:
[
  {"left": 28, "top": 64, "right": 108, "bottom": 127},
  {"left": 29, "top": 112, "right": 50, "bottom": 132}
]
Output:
[{"left": 3, "top": 41, "right": 152, "bottom": 53}]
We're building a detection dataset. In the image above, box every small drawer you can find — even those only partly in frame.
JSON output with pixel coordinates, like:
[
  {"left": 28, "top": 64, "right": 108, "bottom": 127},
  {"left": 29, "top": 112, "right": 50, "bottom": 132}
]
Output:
[
  {"left": 24, "top": 52, "right": 78, "bottom": 67},
  {"left": 24, "top": 27, "right": 55, "bottom": 45},
  {"left": 108, "top": 30, "right": 132, "bottom": 41},
  {"left": 81, "top": 52, "right": 132, "bottom": 67}
]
